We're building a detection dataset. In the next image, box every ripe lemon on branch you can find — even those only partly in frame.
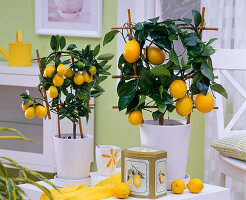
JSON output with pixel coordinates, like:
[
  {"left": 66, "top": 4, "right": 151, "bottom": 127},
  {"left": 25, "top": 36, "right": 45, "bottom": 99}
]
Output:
[
  {"left": 74, "top": 73, "right": 84, "bottom": 85},
  {"left": 57, "top": 64, "right": 67, "bottom": 76},
  {"left": 176, "top": 95, "right": 193, "bottom": 116},
  {"left": 44, "top": 65, "right": 55, "bottom": 78},
  {"left": 128, "top": 111, "right": 143, "bottom": 126},
  {"left": 48, "top": 86, "right": 58, "bottom": 99},
  {"left": 22, "top": 100, "right": 33, "bottom": 111},
  {"left": 145, "top": 46, "right": 166, "bottom": 65},
  {"left": 169, "top": 80, "right": 187, "bottom": 98},
  {"left": 123, "top": 40, "right": 140, "bottom": 63},
  {"left": 35, "top": 105, "right": 47, "bottom": 118},
  {"left": 25, "top": 107, "right": 35, "bottom": 119},
  {"left": 65, "top": 68, "right": 73, "bottom": 78},
  {"left": 53, "top": 73, "right": 64, "bottom": 87},
  {"left": 195, "top": 92, "right": 214, "bottom": 113}
]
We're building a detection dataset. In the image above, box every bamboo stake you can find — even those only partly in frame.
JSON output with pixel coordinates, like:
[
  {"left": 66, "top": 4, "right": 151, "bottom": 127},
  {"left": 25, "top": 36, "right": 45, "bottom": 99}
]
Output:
[
  {"left": 36, "top": 50, "right": 51, "bottom": 120},
  {"left": 128, "top": 9, "right": 133, "bottom": 36},
  {"left": 57, "top": 114, "right": 61, "bottom": 138},
  {"left": 78, "top": 117, "right": 83, "bottom": 139},
  {"left": 199, "top": 7, "right": 206, "bottom": 37},
  {"left": 186, "top": 92, "right": 193, "bottom": 124}
]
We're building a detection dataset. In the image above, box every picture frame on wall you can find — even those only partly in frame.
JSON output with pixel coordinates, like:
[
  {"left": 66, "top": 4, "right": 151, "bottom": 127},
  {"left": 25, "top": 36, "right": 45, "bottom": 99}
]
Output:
[{"left": 35, "top": 0, "right": 102, "bottom": 38}]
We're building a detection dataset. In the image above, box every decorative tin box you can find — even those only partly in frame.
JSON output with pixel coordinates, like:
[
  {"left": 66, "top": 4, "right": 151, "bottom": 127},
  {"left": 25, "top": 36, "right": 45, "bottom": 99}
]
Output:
[{"left": 121, "top": 147, "right": 167, "bottom": 199}]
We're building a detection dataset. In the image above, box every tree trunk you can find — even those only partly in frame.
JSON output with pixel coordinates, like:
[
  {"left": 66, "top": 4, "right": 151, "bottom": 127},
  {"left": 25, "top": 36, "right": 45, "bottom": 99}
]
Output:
[{"left": 159, "top": 113, "right": 164, "bottom": 125}]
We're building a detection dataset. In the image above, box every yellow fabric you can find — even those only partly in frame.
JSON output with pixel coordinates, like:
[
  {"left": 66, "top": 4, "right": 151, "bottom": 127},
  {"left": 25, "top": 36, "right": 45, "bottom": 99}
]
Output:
[{"left": 40, "top": 173, "right": 121, "bottom": 200}]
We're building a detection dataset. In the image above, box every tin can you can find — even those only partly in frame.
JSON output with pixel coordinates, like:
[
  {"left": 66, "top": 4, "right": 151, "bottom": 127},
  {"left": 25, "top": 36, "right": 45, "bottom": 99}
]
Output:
[{"left": 121, "top": 147, "right": 167, "bottom": 199}]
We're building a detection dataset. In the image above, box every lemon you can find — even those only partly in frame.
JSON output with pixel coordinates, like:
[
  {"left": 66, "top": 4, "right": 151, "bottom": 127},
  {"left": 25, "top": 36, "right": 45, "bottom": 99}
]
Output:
[
  {"left": 169, "top": 80, "right": 187, "bottom": 98},
  {"left": 76, "top": 61, "right": 84, "bottom": 69},
  {"left": 133, "top": 175, "right": 141, "bottom": 188},
  {"left": 128, "top": 111, "right": 143, "bottom": 126},
  {"left": 73, "top": 73, "right": 84, "bottom": 85},
  {"left": 25, "top": 107, "right": 35, "bottom": 119},
  {"left": 83, "top": 71, "right": 93, "bottom": 83},
  {"left": 160, "top": 176, "right": 165, "bottom": 183},
  {"left": 127, "top": 178, "right": 133, "bottom": 186},
  {"left": 57, "top": 64, "right": 67, "bottom": 76},
  {"left": 65, "top": 68, "right": 73, "bottom": 78},
  {"left": 176, "top": 95, "right": 193, "bottom": 116},
  {"left": 195, "top": 92, "right": 214, "bottom": 113},
  {"left": 22, "top": 100, "right": 33, "bottom": 111},
  {"left": 187, "top": 178, "right": 204, "bottom": 193},
  {"left": 43, "top": 65, "right": 56, "bottom": 78},
  {"left": 123, "top": 40, "right": 141, "bottom": 63},
  {"left": 53, "top": 73, "right": 64, "bottom": 87},
  {"left": 48, "top": 86, "right": 58, "bottom": 98},
  {"left": 171, "top": 179, "right": 185, "bottom": 194},
  {"left": 113, "top": 183, "right": 130, "bottom": 199},
  {"left": 35, "top": 105, "right": 47, "bottom": 118},
  {"left": 89, "top": 65, "right": 97, "bottom": 75},
  {"left": 145, "top": 46, "right": 166, "bottom": 65}
]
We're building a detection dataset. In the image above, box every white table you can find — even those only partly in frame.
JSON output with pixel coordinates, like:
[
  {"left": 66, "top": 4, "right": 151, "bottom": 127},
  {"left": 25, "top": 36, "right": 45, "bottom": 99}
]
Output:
[{"left": 20, "top": 170, "right": 230, "bottom": 200}]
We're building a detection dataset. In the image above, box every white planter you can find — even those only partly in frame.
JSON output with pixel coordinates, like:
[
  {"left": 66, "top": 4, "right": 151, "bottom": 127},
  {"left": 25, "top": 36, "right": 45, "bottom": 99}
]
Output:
[
  {"left": 140, "top": 119, "right": 191, "bottom": 181},
  {"left": 54, "top": 134, "right": 93, "bottom": 180}
]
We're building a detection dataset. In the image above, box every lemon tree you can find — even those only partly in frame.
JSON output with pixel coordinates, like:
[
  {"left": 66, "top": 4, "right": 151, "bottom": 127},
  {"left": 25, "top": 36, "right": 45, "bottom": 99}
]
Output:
[
  {"left": 21, "top": 35, "right": 113, "bottom": 138},
  {"left": 104, "top": 10, "right": 227, "bottom": 125}
]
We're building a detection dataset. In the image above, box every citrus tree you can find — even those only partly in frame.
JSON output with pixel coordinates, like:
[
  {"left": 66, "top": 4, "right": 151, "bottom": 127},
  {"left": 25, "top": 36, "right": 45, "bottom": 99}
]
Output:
[
  {"left": 21, "top": 35, "right": 113, "bottom": 138},
  {"left": 104, "top": 10, "right": 227, "bottom": 125}
]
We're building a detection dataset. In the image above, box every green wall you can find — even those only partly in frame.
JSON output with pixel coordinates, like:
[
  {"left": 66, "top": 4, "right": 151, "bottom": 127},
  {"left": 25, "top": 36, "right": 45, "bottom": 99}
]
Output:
[{"left": 0, "top": 0, "right": 204, "bottom": 180}]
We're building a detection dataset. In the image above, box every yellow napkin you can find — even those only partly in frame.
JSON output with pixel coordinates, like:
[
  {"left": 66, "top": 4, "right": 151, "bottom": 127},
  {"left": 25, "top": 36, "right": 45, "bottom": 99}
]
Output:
[{"left": 40, "top": 173, "right": 121, "bottom": 200}]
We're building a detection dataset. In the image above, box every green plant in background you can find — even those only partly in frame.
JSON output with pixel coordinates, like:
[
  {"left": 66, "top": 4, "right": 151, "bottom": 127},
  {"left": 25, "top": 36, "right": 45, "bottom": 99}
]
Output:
[
  {"left": 21, "top": 35, "right": 114, "bottom": 139},
  {"left": 0, "top": 127, "right": 58, "bottom": 200},
  {"left": 104, "top": 10, "right": 227, "bottom": 125}
]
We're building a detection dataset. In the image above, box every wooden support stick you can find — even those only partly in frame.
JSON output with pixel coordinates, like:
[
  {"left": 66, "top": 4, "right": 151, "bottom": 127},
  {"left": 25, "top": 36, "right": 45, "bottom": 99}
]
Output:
[
  {"left": 112, "top": 105, "right": 218, "bottom": 110},
  {"left": 57, "top": 113, "right": 61, "bottom": 138},
  {"left": 78, "top": 116, "right": 83, "bottom": 138},
  {"left": 128, "top": 9, "right": 133, "bottom": 36},
  {"left": 36, "top": 50, "right": 51, "bottom": 120},
  {"left": 186, "top": 93, "right": 193, "bottom": 124},
  {"left": 199, "top": 7, "right": 206, "bottom": 37}
]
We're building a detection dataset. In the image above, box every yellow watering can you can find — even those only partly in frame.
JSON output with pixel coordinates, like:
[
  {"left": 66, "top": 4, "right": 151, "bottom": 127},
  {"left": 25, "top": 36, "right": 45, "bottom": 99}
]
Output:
[{"left": 0, "top": 30, "right": 32, "bottom": 66}]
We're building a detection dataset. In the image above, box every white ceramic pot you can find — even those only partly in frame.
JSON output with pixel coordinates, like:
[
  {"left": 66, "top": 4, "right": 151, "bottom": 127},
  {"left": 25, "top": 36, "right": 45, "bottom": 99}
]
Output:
[
  {"left": 54, "top": 134, "right": 93, "bottom": 180},
  {"left": 140, "top": 119, "right": 191, "bottom": 181}
]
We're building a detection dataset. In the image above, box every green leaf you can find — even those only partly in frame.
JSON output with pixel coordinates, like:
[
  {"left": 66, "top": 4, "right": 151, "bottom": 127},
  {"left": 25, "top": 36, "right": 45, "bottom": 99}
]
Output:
[
  {"left": 67, "top": 44, "right": 77, "bottom": 50},
  {"left": 140, "top": 68, "right": 156, "bottom": 90},
  {"left": 6, "top": 178, "right": 16, "bottom": 200},
  {"left": 95, "top": 76, "right": 107, "bottom": 86},
  {"left": 167, "top": 104, "right": 176, "bottom": 112},
  {"left": 150, "top": 65, "right": 171, "bottom": 76},
  {"left": 94, "top": 85, "right": 105, "bottom": 92},
  {"left": 103, "top": 65, "right": 111, "bottom": 71},
  {"left": 50, "top": 35, "right": 57, "bottom": 51},
  {"left": 192, "top": 10, "right": 201, "bottom": 28},
  {"left": 118, "top": 92, "right": 136, "bottom": 111},
  {"left": 181, "top": 57, "right": 186, "bottom": 68},
  {"left": 169, "top": 48, "right": 179, "bottom": 66},
  {"left": 103, "top": 30, "right": 119, "bottom": 46},
  {"left": 117, "top": 79, "right": 139, "bottom": 97},
  {"left": 55, "top": 35, "right": 60, "bottom": 51},
  {"left": 211, "top": 83, "right": 228, "bottom": 98},
  {"left": 152, "top": 111, "right": 162, "bottom": 121},
  {"left": 97, "top": 53, "right": 114, "bottom": 61},
  {"left": 201, "top": 61, "right": 214, "bottom": 81},
  {"left": 196, "top": 81, "right": 209, "bottom": 95},
  {"left": 99, "top": 61, "right": 108, "bottom": 67},
  {"left": 137, "top": 95, "right": 146, "bottom": 107},
  {"left": 93, "top": 44, "right": 100, "bottom": 57},
  {"left": 158, "top": 104, "right": 167, "bottom": 113},
  {"left": 206, "top": 38, "right": 217, "bottom": 46},
  {"left": 60, "top": 36, "right": 66, "bottom": 50},
  {"left": 159, "top": 85, "right": 164, "bottom": 99},
  {"left": 0, "top": 163, "right": 6, "bottom": 177},
  {"left": 148, "top": 17, "right": 159, "bottom": 24}
]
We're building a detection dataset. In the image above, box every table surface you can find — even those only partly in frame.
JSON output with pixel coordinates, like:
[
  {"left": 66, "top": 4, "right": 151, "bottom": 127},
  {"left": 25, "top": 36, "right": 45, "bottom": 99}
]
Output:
[{"left": 19, "top": 169, "right": 230, "bottom": 200}]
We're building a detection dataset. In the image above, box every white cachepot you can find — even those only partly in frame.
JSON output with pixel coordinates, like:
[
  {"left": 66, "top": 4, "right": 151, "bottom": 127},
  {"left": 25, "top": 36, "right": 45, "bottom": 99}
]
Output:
[
  {"left": 54, "top": 134, "right": 93, "bottom": 180},
  {"left": 140, "top": 119, "right": 191, "bottom": 181}
]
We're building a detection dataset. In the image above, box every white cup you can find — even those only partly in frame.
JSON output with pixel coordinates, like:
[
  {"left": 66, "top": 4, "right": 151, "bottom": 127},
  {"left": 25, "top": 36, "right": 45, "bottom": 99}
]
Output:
[{"left": 96, "top": 145, "right": 121, "bottom": 176}]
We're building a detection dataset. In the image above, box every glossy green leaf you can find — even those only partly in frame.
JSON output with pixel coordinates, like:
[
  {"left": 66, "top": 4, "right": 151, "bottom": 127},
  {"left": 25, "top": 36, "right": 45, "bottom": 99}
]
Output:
[
  {"left": 169, "top": 48, "right": 179, "bottom": 66},
  {"left": 118, "top": 92, "right": 136, "bottom": 111},
  {"left": 201, "top": 62, "right": 214, "bottom": 81},
  {"left": 158, "top": 104, "right": 167, "bottom": 113},
  {"left": 0, "top": 163, "right": 6, "bottom": 178},
  {"left": 137, "top": 95, "right": 146, "bottom": 107},
  {"left": 93, "top": 44, "right": 100, "bottom": 57},
  {"left": 117, "top": 79, "right": 139, "bottom": 97},
  {"left": 211, "top": 83, "right": 228, "bottom": 98},
  {"left": 152, "top": 111, "right": 162, "bottom": 121},
  {"left": 60, "top": 36, "right": 66, "bottom": 50},
  {"left": 103, "top": 30, "right": 119, "bottom": 46},
  {"left": 150, "top": 65, "right": 171, "bottom": 76},
  {"left": 50, "top": 35, "right": 57, "bottom": 51},
  {"left": 67, "top": 44, "right": 77, "bottom": 50},
  {"left": 97, "top": 53, "right": 114, "bottom": 61},
  {"left": 196, "top": 81, "right": 209, "bottom": 95},
  {"left": 192, "top": 10, "right": 201, "bottom": 28},
  {"left": 206, "top": 38, "right": 217, "bottom": 46},
  {"left": 55, "top": 35, "right": 60, "bottom": 51},
  {"left": 140, "top": 69, "right": 156, "bottom": 90}
]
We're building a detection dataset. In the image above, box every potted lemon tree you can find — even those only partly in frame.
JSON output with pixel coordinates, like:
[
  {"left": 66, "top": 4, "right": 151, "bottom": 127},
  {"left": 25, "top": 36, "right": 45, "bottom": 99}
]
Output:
[
  {"left": 21, "top": 35, "right": 113, "bottom": 186},
  {"left": 104, "top": 10, "right": 227, "bottom": 185}
]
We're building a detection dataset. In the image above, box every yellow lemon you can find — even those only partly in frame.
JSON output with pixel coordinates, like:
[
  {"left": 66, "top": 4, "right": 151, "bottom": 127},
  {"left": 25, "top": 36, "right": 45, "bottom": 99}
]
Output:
[
  {"left": 53, "top": 73, "right": 64, "bottom": 87},
  {"left": 48, "top": 86, "right": 58, "bottom": 98},
  {"left": 160, "top": 176, "right": 165, "bottom": 183},
  {"left": 169, "top": 80, "right": 187, "bottom": 98},
  {"left": 145, "top": 46, "right": 166, "bottom": 65},
  {"left": 73, "top": 73, "right": 84, "bottom": 85},
  {"left": 35, "top": 105, "right": 47, "bottom": 118},
  {"left": 57, "top": 64, "right": 67, "bottom": 76},
  {"left": 123, "top": 40, "right": 141, "bottom": 63},
  {"left": 65, "top": 68, "right": 73, "bottom": 78},
  {"left": 128, "top": 111, "right": 143, "bottom": 126},
  {"left": 43, "top": 65, "right": 56, "bottom": 78},
  {"left": 127, "top": 178, "right": 133, "bottom": 186},
  {"left": 176, "top": 95, "right": 193, "bottom": 116},
  {"left": 171, "top": 179, "right": 185, "bottom": 194},
  {"left": 89, "top": 65, "right": 97, "bottom": 75},
  {"left": 25, "top": 107, "right": 35, "bottom": 119},
  {"left": 83, "top": 71, "right": 93, "bottom": 83},
  {"left": 187, "top": 178, "right": 204, "bottom": 193},
  {"left": 133, "top": 175, "right": 141, "bottom": 188},
  {"left": 22, "top": 100, "right": 33, "bottom": 111},
  {"left": 113, "top": 183, "right": 130, "bottom": 199},
  {"left": 195, "top": 92, "right": 214, "bottom": 113}
]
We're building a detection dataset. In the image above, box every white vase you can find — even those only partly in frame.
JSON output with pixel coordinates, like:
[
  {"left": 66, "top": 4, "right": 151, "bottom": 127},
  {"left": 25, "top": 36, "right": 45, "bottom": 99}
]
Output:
[
  {"left": 140, "top": 119, "right": 191, "bottom": 181},
  {"left": 53, "top": 134, "right": 93, "bottom": 180}
]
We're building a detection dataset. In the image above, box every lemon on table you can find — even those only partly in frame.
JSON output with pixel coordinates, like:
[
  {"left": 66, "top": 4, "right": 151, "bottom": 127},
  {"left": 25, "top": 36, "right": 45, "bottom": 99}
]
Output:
[
  {"left": 22, "top": 100, "right": 33, "bottom": 111},
  {"left": 133, "top": 174, "right": 141, "bottom": 188},
  {"left": 43, "top": 65, "right": 55, "bottom": 78},
  {"left": 48, "top": 86, "right": 58, "bottom": 98},
  {"left": 113, "top": 183, "right": 130, "bottom": 199},
  {"left": 128, "top": 111, "right": 143, "bottom": 126},
  {"left": 83, "top": 71, "right": 93, "bottom": 83},
  {"left": 53, "top": 73, "right": 64, "bottom": 87},
  {"left": 74, "top": 73, "right": 84, "bottom": 85},
  {"left": 123, "top": 40, "right": 140, "bottom": 63},
  {"left": 35, "top": 105, "right": 47, "bottom": 118},
  {"left": 169, "top": 80, "right": 187, "bottom": 98},
  {"left": 187, "top": 178, "right": 204, "bottom": 193},
  {"left": 57, "top": 64, "right": 67, "bottom": 76},
  {"left": 176, "top": 95, "right": 193, "bottom": 116},
  {"left": 145, "top": 46, "right": 166, "bottom": 65},
  {"left": 25, "top": 107, "right": 35, "bottom": 119},
  {"left": 65, "top": 68, "right": 73, "bottom": 78},
  {"left": 195, "top": 92, "right": 214, "bottom": 113},
  {"left": 171, "top": 179, "right": 185, "bottom": 194},
  {"left": 89, "top": 65, "right": 97, "bottom": 75}
]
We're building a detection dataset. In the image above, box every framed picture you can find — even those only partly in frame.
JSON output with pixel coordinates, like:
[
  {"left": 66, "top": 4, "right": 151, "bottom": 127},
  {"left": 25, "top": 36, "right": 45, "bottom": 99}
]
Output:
[{"left": 35, "top": 0, "right": 102, "bottom": 37}]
